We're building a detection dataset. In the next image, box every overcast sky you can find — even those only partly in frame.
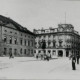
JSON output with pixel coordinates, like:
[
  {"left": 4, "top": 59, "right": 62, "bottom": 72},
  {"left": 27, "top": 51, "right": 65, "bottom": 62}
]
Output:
[{"left": 0, "top": 0, "right": 80, "bottom": 33}]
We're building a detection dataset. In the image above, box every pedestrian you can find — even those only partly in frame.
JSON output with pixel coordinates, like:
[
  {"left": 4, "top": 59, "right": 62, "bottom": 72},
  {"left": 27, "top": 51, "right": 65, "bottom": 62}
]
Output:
[
  {"left": 46, "top": 52, "right": 50, "bottom": 61},
  {"left": 41, "top": 54, "right": 43, "bottom": 60},
  {"left": 36, "top": 54, "right": 38, "bottom": 59},
  {"left": 72, "top": 55, "right": 76, "bottom": 70},
  {"left": 76, "top": 53, "right": 79, "bottom": 64},
  {"left": 46, "top": 55, "right": 49, "bottom": 61}
]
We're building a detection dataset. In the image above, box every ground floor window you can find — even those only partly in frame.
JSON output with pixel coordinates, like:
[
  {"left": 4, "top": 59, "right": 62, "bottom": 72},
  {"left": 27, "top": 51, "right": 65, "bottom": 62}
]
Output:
[
  {"left": 4, "top": 48, "right": 7, "bottom": 55},
  {"left": 24, "top": 49, "right": 26, "bottom": 54},
  {"left": 52, "top": 50, "right": 56, "bottom": 55},
  {"left": 28, "top": 49, "right": 30, "bottom": 54},
  {"left": 34, "top": 50, "right": 36, "bottom": 53},
  {"left": 48, "top": 50, "right": 51, "bottom": 53},
  {"left": 14, "top": 49, "right": 17, "bottom": 56},
  {"left": 20, "top": 48, "right": 22, "bottom": 54},
  {"left": 58, "top": 50, "right": 63, "bottom": 57},
  {"left": 38, "top": 50, "right": 41, "bottom": 53}
]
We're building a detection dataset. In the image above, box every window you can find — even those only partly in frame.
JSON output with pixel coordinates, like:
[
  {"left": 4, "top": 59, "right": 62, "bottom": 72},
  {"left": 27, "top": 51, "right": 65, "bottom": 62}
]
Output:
[
  {"left": 20, "top": 39, "right": 22, "bottom": 45},
  {"left": 21, "top": 34, "right": 22, "bottom": 36},
  {"left": 53, "top": 42, "right": 56, "bottom": 47},
  {"left": 14, "top": 49, "right": 17, "bottom": 55},
  {"left": 59, "top": 40, "right": 63, "bottom": 47},
  {"left": 28, "top": 36, "right": 30, "bottom": 38},
  {"left": 24, "top": 49, "right": 26, "bottom": 54},
  {"left": 4, "top": 48, "right": 7, "bottom": 55},
  {"left": 59, "top": 42, "right": 62, "bottom": 47},
  {"left": 31, "top": 50, "right": 33, "bottom": 55},
  {"left": 24, "top": 39, "right": 26, "bottom": 46},
  {"left": 44, "top": 35, "right": 46, "bottom": 38},
  {"left": 10, "top": 37, "right": 12, "bottom": 44},
  {"left": 34, "top": 50, "right": 36, "bottom": 53},
  {"left": 10, "top": 31, "right": 12, "bottom": 33},
  {"left": 48, "top": 50, "right": 51, "bottom": 53},
  {"left": 14, "top": 38, "right": 17, "bottom": 44},
  {"left": 9, "top": 48, "right": 12, "bottom": 54},
  {"left": 20, "top": 48, "right": 22, "bottom": 54},
  {"left": 3, "top": 36, "right": 7, "bottom": 42},
  {"left": 28, "top": 49, "right": 30, "bottom": 54},
  {"left": 38, "top": 50, "right": 41, "bottom": 53},
  {"left": 28, "top": 40, "right": 30, "bottom": 46},
  {"left": 32, "top": 41, "right": 33, "bottom": 46},
  {"left": 5, "top": 30, "right": 7, "bottom": 32},
  {"left": 15, "top": 32, "right": 17, "bottom": 34}
]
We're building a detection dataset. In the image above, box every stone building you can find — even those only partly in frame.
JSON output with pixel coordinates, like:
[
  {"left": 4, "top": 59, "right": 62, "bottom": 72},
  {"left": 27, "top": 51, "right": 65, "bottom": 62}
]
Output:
[
  {"left": 0, "top": 15, "right": 35, "bottom": 57},
  {"left": 34, "top": 24, "right": 80, "bottom": 57}
]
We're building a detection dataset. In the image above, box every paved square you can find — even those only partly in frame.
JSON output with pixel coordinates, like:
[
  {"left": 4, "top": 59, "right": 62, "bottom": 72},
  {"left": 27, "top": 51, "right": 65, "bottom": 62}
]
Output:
[{"left": 0, "top": 57, "right": 80, "bottom": 79}]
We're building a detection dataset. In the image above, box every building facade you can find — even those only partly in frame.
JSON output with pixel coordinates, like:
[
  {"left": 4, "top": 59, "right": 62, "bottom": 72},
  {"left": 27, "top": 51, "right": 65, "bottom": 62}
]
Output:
[
  {"left": 0, "top": 15, "right": 35, "bottom": 57},
  {"left": 34, "top": 24, "right": 80, "bottom": 58}
]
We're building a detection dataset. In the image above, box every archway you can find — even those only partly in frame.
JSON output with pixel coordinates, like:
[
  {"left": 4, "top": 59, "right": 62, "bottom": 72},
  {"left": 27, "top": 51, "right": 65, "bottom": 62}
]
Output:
[{"left": 58, "top": 50, "right": 63, "bottom": 57}]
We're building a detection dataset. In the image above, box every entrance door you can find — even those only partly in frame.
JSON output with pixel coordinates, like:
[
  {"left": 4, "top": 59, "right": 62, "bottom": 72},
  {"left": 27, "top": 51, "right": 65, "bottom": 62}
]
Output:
[{"left": 58, "top": 50, "right": 63, "bottom": 57}]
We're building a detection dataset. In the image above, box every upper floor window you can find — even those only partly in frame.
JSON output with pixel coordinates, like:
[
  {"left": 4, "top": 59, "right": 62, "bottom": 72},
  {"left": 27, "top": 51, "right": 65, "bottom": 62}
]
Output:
[
  {"left": 28, "top": 36, "right": 30, "bottom": 38},
  {"left": 4, "top": 48, "right": 7, "bottom": 55},
  {"left": 20, "top": 38, "right": 22, "bottom": 45},
  {"left": 20, "top": 48, "right": 22, "bottom": 54},
  {"left": 15, "top": 32, "right": 17, "bottom": 34},
  {"left": 28, "top": 40, "right": 30, "bottom": 46},
  {"left": 14, "top": 38, "right": 17, "bottom": 44},
  {"left": 24, "top": 39, "right": 26, "bottom": 46},
  {"left": 21, "top": 34, "right": 22, "bottom": 36},
  {"left": 24, "top": 49, "right": 26, "bottom": 54},
  {"left": 4, "top": 30, "right": 7, "bottom": 32},
  {"left": 10, "top": 37, "right": 12, "bottom": 44},
  {"left": 10, "top": 31, "right": 12, "bottom": 33},
  {"left": 3, "top": 36, "right": 7, "bottom": 42},
  {"left": 59, "top": 40, "right": 63, "bottom": 47},
  {"left": 53, "top": 42, "right": 56, "bottom": 47}
]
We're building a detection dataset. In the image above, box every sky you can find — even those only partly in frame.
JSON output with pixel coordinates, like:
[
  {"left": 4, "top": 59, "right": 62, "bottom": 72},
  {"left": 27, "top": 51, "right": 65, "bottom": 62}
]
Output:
[{"left": 0, "top": 0, "right": 80, "bottom": 33}]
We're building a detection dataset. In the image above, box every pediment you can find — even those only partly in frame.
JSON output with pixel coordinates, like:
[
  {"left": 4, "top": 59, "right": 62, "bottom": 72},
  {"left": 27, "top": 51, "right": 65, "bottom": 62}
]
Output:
[{"left": 5, "top": 23, "right": 17, "bottom": 29}]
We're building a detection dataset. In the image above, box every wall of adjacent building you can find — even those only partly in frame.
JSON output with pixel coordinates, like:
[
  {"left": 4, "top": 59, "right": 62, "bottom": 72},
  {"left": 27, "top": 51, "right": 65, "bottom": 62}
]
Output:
[{"left": 0, "top": 25, "right": 35, "bottom": 57}]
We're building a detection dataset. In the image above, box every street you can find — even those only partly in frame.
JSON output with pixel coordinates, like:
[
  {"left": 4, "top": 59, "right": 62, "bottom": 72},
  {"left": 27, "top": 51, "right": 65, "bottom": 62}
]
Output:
[{"left": 0, "top": 57, "right": 80, "bottom": 79}]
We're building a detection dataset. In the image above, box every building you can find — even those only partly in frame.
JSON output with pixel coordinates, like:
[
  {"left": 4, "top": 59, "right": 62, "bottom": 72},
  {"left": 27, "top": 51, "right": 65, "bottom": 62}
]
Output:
[
  {"left": 33, "top": 24, "right": 80, "bottom": 57},
  {"left": 0, "top": 15, "right": 35, "bottom": 57}
]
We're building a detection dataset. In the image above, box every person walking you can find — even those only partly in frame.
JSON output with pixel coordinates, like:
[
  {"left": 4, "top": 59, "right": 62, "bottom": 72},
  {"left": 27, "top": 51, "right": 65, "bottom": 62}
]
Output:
[
  {"left": 76, "top": 53, "right": 79, "bottom": 64},
  {"left": 72, "top": 55, "right": 76, "bottom": 70}
]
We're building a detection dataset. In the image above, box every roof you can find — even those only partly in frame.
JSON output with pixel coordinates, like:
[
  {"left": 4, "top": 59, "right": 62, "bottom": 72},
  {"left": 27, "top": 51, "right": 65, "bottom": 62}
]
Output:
[{"left": 0, "top": 15, "right": 34, "bottom": 35}]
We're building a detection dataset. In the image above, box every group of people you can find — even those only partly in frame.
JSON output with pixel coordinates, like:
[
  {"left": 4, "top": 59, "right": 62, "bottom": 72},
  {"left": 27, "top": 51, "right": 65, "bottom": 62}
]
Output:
[
  {"left": 71, "top": 53, "right": 80, "bottom": 70},
  {"left": 36, "top": 51, "right": 51, "bottom": 61}
]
